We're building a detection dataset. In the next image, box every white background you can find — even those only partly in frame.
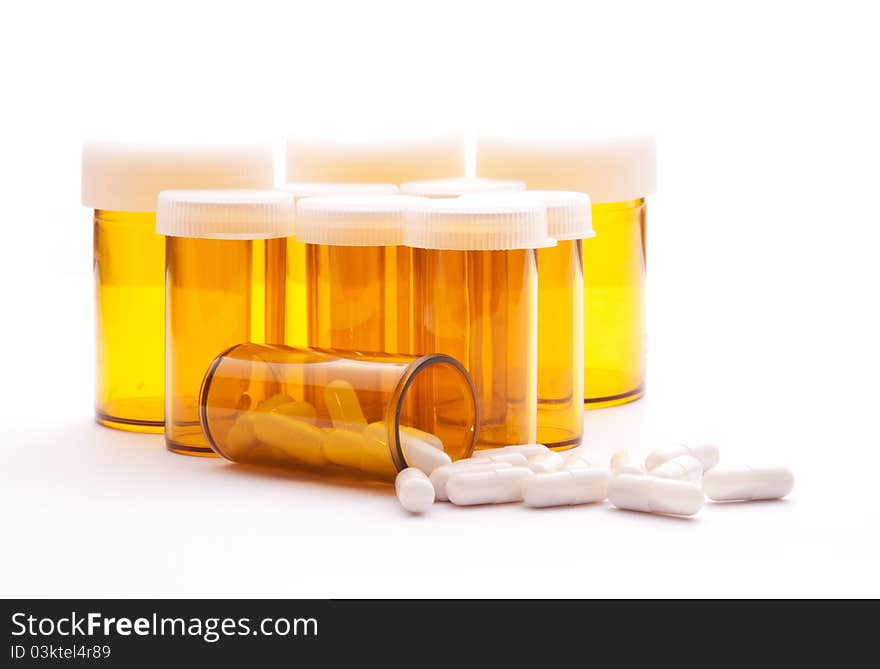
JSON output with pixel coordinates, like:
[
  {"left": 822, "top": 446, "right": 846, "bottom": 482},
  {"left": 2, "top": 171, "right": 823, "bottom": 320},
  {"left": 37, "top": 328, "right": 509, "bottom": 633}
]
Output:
[{"left": 1, "top": 0, "right": 878, "bottom": 597}]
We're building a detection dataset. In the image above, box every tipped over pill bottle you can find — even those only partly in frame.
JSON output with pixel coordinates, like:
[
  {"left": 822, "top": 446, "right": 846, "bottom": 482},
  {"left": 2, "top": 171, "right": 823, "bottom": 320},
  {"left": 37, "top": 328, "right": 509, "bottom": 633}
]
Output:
[
  {"left": 200, "top": 344, "right": 479, "bottom": 481},
  {"left": 463, "top": 191, "right": 594, "bottom": 449},
  {"left": 298, "top": 195, "right": 423, "bottom": 356},
  {"left": 277, "top": 183, "right": 399, "bottom": 348},
  {"left": 399, "top": 176, "right": 525, "bottom": 198},
  {"left": 82, "top": 142, "right": 273, "bottom": 432},
  {"left": 286, "top": 135, "right": 465, "bottom": 184},
  {"left": 157, "top": 190, "right": 296, "bottom": 456},
  {"left": 476, "top": 135, "right": 656, "bottom": 407},
  {"left": 407, "top": 197, "right": 554, "bottom": 448}
]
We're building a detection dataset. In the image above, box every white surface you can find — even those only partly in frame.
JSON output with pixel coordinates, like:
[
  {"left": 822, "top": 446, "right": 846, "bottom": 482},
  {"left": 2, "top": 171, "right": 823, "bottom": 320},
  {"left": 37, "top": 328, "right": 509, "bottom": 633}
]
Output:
[{"left": 2, "top": 0, "right": 880, "bottom": 598}]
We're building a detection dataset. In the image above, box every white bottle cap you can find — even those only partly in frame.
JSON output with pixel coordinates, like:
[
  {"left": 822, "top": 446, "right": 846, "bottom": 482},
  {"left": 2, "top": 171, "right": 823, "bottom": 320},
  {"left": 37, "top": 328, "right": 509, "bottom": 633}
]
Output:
[
  {"left": 295, "top": 195, "right": 425, "bottom": 246},
  {"left": 279, "top": 182, "right": 399, "bottom": 200},
  {"left": 399, "top": 176, "right": 525, "bottom": 198},
  {"left": 476, "top": 134, "right": 656, "bottom": 204},
  {"left": 286, "top": 135, "right": 465, "bottom": 184},
  {"left": 405, "top": 197, "right": 555, "bottom": 251},
  {"left": 82, "top": 141, "right": 274, "bottom": 213},
  {"left": 156, "top": 190, "right": 296, "bottom": 239},
  {"left": 461, "top": 190, "right": 593, "bottom": 241}
]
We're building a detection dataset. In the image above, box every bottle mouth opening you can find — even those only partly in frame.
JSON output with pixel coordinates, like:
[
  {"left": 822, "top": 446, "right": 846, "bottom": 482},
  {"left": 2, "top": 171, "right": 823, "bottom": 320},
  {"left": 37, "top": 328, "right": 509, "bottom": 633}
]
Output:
[{"left": 387, "top": 354, "right": 480, "bottom": 471}]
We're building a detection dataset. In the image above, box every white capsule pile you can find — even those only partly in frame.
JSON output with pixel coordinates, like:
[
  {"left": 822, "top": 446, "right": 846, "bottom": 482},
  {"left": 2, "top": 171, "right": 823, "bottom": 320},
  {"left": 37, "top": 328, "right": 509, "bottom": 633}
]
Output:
[
  {"left": 396, "top": 438, "right": 795, "bottom": 519},
  {"left": 605, "top": 443, "right": 794, "bottom": 517}
]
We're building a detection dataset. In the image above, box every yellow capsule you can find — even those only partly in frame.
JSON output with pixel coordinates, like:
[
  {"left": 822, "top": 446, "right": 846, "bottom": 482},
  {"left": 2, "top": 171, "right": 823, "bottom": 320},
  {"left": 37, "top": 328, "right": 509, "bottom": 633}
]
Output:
[
  {"left": 255, "top": 393, "right": 295, "bottom": 412},
  {"left": 271, "top": 400, "right": 317, "bottom": 424},
  {"left": 361, "top": 422, "right": 401, "bottom": 478},
  {"left": 324, "top": 380, "right": 367, "bottom": 431},
  {"left": 322, "top": 428, "right": 366, "bottom": 469},
  {"left": 322, "top": 427, "right": 396, "bottom": 478},
  {"left": 251, "top": 412, "right": 328, "bottom": 467},
  {"left": 224, "top": 412, "right": 259, "bottom": 454}
]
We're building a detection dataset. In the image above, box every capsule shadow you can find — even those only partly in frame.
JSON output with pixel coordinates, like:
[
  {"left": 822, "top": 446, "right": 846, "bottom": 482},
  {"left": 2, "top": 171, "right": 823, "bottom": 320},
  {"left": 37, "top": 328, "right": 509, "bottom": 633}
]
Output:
[
  {"left": 607, "top": 507, "right": 701, "bottom": 523},
  {"left": 208, "top": 460, "right": 392, "bottom": 497},
  {"left": 706, "top": 498, "right": 791, "bottom": 509}
]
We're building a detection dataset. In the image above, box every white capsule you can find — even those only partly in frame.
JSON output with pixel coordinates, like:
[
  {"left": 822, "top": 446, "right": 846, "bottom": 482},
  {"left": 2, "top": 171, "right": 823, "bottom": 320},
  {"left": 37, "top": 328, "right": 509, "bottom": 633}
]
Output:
[
  {"left": 645, "top": 443, "right": 720, "bottom": 472},
  {"left": 608, "top": 474, "right": 704, "bottom": 517},
  {"left": 610, "top": 450, "right": 644, "bottom": 475},
  {"left": 473, "top": 444, "right": 549, "bottom": 459},
  {"left": 610, "top": 451, "right": 645, "bottom": 477},
  {"left": 522, "top": 468, "right": 611, "bottom": 507},
  {"left": 452, "top": 453, "right": 529, "bottom": 467},
  {"left": 429, "top": 461, "right": 513, "bottom": 502},
  {"left": 563, "top": 452, "right": 593, "bottom": 470},
  {"left": 402, "top": 433, "right": 452, "bottom": 475},
  {"left": 400, "top": 426, "right": 444, "bottom": 451},
  {"left": 395, "top": 468, "right": 435, "bottom": 513},
  {"left": 703, "top": 466, "right": 794, "bottom": 501},
  {"left": 649, "top": 454, "right": 703, "bottom": 483},
  {"left": 526, "top": 449, "right": 565, "bottom": 473},
  {"left": 446, "top": 467, "right": 535, "bottom": 506},
  {"left": 610, "top": 450, "right": 629, "bottom": 472}
]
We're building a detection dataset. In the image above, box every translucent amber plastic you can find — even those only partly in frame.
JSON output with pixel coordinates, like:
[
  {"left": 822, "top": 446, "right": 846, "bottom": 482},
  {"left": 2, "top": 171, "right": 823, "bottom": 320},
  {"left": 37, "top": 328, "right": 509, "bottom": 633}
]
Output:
[
  {"left": 200, "top": 343, "right": 478, "bottom": 481},
  {"left": 283, "top": 237, "right": 309, "bottom": 347},
  {"left": 413, "top": 248, "right": 537, "bottom": 448},
  {"left": 94, "top": 210, "right": 165, "bottom": 432},
  {"left": 265, "top": 238, "right": 286, "bottom": 345},
  {"left": 584, "top": 199, "right": 646, "bottom": 408},
  {"left": 307, "top": 245, "right": 412, "bottom": 355},
  {"left": 165, "top": 237, "right": 270, "bottom": 455},
  {"left": 536, "top": 239, "right": 584, "bottom": 448}
]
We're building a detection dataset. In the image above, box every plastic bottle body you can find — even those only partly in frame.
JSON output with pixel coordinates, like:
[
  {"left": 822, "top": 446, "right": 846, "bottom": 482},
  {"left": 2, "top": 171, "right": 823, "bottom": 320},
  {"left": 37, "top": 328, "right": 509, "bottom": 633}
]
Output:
[
  {"left": 284, "top": 236, "right": 309, "bottom": 347},
  {"left": 536, "top": 239, "right": 584, "bottom": 448},
  {"left": 93, "top": 210, "right": 165, "bottom": 432},
  {"left": 307, "top": 244, "right": 412, "bottom": 355},
  {"left": 200, "top": 344, "right": 478, "bottom": 481},
  {"left": 165, "top": 237, "right": 268, "bottom": 455},
  {"left": 584, "top": 198, "right": 646, "bottom": 408},
  {"left": 413, "top": 248, "right": 538, "bottom": 448}
]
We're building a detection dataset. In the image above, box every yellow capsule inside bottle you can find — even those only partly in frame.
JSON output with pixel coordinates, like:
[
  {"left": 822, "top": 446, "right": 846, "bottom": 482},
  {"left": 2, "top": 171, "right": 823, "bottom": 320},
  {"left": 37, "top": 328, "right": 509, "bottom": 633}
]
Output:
[
  {"left": 82, "top": 141, "right": 273, "bottom": 432},
  {"left": 408, "top": 197, "right": 554, "bottom": 449},
  {"left": 476, "top": 134, "right": 656, "bottom": 408},
  {"left": 157, "top": 189, "right": 296, "bottom": 456},
  {"left": 296, "top": 195, "right": 422, "bottom": 355}
]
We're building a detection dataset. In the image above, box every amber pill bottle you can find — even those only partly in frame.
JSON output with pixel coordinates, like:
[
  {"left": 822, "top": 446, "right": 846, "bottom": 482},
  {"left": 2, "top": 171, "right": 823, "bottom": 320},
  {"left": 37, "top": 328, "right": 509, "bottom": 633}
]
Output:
[
  {"left": 407, "top": 197, "right": 554, "bottom": 449},
  {"left": 82, "top": 141, "right": 273, "bottom": 432},
  {"left": 477, "top": 135, "right": 656, "bottom": 408},
  {"left": 276, "top": 182, "right": 399, "bottom": 349},
  {"left": 463, "top": 190, "right": 595, "bottom": 449},
  {"left": 156, "top": 190, "right": 296, "bottom": 456},
  {"left": 296, "top": 195, "right": 426, "bottom": 356},
  {"left": 200, "top": 344, "right": 479, "bottom": 481}
]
